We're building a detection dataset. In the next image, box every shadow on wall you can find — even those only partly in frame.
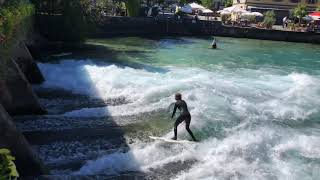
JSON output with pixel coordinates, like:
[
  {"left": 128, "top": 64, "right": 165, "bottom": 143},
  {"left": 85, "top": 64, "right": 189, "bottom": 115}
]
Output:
[{"left": 0, "top": 103, "right": 46, "bottom": 177}]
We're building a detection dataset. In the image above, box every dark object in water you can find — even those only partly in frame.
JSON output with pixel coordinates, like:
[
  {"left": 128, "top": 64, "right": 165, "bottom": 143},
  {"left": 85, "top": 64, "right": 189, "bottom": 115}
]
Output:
[{"left": 211, "top": 38, "right": 217, "bottom": 49}]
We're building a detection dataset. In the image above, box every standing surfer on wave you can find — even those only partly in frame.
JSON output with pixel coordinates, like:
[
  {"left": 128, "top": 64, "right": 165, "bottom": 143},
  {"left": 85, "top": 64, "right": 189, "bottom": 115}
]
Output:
[{"left": 171, "top": 93, "right": 197, "bottom": 141}]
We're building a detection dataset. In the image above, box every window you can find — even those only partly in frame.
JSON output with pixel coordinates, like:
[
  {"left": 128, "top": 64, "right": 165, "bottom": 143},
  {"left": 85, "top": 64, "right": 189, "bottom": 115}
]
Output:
[{"left": 307, "top": 0, "right": 317, "bottom": 4}]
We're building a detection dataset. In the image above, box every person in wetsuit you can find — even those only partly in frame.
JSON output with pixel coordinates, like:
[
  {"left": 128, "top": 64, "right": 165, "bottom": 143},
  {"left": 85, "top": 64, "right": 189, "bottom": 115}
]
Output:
[{"left": 171, "top": 93, "right": 197, "bottom": 141}]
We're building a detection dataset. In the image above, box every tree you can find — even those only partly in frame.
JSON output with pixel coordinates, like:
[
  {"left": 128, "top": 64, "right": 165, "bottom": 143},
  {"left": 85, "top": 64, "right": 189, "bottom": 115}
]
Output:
[
  {"left": 224, "top": 0, "right": 233, "bottom": 7},
  {"left": 0, "top": 0, "right": 34, "bottom": 49},
  {"left": 201, "top": 0, "right": 213, "bottom": 8},
  {"left": 263, "top": 10, "right": 276, "bottom": 29},
  {"left": 316, "top": 5, "right": 320, "bottom": 11},
  {"left": 293, "top": 3, "right": 307, "bottom": 26},
  {"left": 125, "top": 0, "right": 140, "bottom": 16}
]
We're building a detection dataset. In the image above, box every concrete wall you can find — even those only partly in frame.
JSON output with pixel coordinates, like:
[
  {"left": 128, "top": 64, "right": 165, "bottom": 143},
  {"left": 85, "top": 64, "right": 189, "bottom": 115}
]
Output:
[
  {"left": 0, "top": 58, "right": 46, "bottom": 115},
  {"left": 96, "top": 16, "right": 320, "bottom": 44},
  {"left": 0, "top": 103, "right": 45, "bottom": 177},
  {"left": 13, "top": 42, "right": 45, "bottom": 84}
]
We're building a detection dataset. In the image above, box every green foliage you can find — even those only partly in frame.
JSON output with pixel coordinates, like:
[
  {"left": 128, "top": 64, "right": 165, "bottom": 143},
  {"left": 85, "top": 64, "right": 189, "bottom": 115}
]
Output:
[
  {"left": 0, "top": 0, "right": 34, "bottom": 46},
  {"left": 179, "top": 0, "right": 187, "bottom": 5},
  {"left": 221, "top": 13, "right": 231, "bottom": 22},
  {"left": 224, "top": 0, "right": 233, "bottom": 7},
  {"left": 316, "top": 6, "right": 320, "bottom": 11},
  {"left": 0, "top": 0, "right": 34, "bottom": 59},
  {"left": 201, "top": 0, "right": 213, "bottom": 8},
  {"left": 263, "top": 10, "right": 276, "bottom": 29},
  {"left": 126, "top": 0, "right": 141, "bottom": 17},
  {"left": 178, "top": 0, "right": 198, "bottom": 5},
  {"left": 242, "top": 14, "right": 256, "bottom": 22},
  {"left": 0, "top": 149, "right": 19, "bottom": 180},
  {"left": 293, "top": 3, "right": 307, "bottom": 25}
]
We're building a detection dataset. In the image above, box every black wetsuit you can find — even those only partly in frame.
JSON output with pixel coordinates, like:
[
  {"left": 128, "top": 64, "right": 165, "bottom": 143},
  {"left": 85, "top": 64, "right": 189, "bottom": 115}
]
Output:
[{"left": 171, "top": 100, "right": 197, "bottom": 141}]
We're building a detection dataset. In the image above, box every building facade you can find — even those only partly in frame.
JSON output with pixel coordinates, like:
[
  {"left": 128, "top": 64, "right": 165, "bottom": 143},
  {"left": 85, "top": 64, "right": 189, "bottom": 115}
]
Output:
[
  {"left": 233, "top": 0, "right": 319, "bottom": 10},
  {"left": 233, "top": 0, "right": 320, "bottom": 24}
]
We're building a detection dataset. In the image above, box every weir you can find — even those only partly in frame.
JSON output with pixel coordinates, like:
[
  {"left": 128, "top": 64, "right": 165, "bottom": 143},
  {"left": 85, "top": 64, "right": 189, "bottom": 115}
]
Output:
[{"left": 15, "top": 37, "right": 320, "bottom": 179}]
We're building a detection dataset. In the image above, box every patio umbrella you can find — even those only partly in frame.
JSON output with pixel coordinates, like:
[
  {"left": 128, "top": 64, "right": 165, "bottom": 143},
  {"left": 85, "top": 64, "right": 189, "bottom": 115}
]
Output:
[
  {"left": 251, "top": 12, "right": 263, "bottom": 17},
  {"left": 309, "top": 12, "right": 320, "bottom": 20},
  {"left": 201, "top": 9, "right": 213, "bottom": 14},
  {"left": 241, "top": 12, "right": 263, "bottom": 18},
  {"left": 180, "top": 5, "right": 192, "bottom": 14},
  {"left": 189, "top": 3, "right": 206, "bottom": 10},
  {"left": 303, "top": 16, "right": 313, "bottom": 21}
]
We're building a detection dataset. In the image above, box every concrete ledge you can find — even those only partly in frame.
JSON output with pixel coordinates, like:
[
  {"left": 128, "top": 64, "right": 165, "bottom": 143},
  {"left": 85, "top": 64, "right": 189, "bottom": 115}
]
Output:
[
  {"left": 13, "top": 42, "right": 45, "bottom": 84},
  {"left": 0, "top": 103, "right": 46, "bottom": 177}
]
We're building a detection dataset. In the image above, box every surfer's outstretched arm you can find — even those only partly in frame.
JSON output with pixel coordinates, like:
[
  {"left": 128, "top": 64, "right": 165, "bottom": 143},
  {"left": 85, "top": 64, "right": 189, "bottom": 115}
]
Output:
[{"left": 171, "top": 103, "right": 177, "bottom": 119}]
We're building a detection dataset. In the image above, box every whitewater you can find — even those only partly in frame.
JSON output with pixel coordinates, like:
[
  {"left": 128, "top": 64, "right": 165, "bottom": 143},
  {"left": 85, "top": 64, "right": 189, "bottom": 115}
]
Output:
[{"left": 19, "top": 37, "right": 320, "bottom": 179}]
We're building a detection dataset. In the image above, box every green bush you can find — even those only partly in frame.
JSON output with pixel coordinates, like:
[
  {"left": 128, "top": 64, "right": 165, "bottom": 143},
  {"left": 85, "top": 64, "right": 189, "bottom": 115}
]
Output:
[
  {"left": 201, "top": 0, "right": 213, "bottom": 8},
  {"left": 263, "top": 10, "right": 276, "bottom": 29},
  {"left": 0, "top": 0, "right": 34, "bottom": 58},
  {"left": 221, "top": 13, "right": 231, "bottom": 22},
  {"left": 224, "top": 0, "right": 233, "bottom": 7},
  {"left": 293, "top": 3, "right": 307, "bottom": 25},
  {"left": 0, "top": 149, "right": 19, "bottom": 180},
  {"left": 316, "top": 6, "right": 320, "bottom": 11}
]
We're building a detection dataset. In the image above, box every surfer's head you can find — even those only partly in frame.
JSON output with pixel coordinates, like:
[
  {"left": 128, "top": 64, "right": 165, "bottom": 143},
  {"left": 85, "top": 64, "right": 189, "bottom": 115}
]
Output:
[{"left": 175, "top": 93, "right": 182, "bottom": 100}]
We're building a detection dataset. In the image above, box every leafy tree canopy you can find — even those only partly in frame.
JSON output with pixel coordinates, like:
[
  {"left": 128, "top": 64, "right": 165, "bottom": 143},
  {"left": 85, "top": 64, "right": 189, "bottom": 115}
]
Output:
[{"left": 293, "top": 3, "right": 307, "bottom": 18}]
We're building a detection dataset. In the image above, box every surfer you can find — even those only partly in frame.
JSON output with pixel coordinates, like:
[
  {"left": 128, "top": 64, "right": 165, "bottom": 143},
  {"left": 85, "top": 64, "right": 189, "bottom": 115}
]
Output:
[{"left": 171, "top": 93, "right": 197, "bottom": 141}]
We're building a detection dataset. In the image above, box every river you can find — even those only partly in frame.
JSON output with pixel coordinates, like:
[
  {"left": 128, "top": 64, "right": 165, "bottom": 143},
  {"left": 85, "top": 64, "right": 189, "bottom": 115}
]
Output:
[{"left": 16, "top": 37, "right": 320, "bottom": 179}]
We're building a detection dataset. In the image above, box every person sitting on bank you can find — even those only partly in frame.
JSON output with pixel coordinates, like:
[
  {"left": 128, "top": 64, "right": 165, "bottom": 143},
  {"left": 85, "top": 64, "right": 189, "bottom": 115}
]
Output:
[
  {"left": 211, "top": 38, "right": 217, "bottom": 49},
  {"left": 283, "top": 16, "right": 288, "bottom": 28}
]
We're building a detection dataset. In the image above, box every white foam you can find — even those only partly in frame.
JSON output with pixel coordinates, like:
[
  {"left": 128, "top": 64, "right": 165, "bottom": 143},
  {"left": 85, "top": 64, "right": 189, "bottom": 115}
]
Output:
[{"left": 39, "top": 60, "right": 320, "bottom": 179}]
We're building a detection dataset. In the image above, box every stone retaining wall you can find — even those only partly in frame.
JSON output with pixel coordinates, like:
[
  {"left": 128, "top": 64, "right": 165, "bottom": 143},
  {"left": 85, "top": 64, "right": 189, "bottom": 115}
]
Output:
[
  {"left": 13, "top": 42, "right": 45, "bottom": 84},
  {"left": 95, "top": 16, "right": 320, "bottom": 44}
]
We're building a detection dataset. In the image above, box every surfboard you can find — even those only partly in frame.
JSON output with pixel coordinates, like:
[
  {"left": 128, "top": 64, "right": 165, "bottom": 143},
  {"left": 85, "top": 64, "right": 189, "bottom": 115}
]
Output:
[{"left": 149, "top": 136, "right": 193, "bottom": 143}]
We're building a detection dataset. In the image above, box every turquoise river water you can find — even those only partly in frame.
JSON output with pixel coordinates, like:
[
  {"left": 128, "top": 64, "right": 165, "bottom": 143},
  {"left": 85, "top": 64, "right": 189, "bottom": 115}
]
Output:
[{"left": 17, "top": 37, "right": 320, "bottom": 179}]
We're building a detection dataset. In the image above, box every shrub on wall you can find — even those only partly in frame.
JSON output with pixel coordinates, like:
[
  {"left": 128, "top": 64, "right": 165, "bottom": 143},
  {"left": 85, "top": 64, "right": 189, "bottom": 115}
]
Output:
[
  {"left": 293, "top": 3, "right": 307, "bottom": 26},
  {"left": 0, "top": 149, "right": 19, "bottom": 180},
  {"left": 263, "top": 10, "right": 276, "bottom": 29},
  {"left": 0, "top": 0, "right": 34, "bottom": 49},
  {"left": 201, "top": 0, "right": 213, "bottom": 8}
]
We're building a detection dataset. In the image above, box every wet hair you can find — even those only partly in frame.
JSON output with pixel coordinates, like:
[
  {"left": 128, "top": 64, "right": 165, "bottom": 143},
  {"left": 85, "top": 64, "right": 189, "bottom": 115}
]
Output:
[{"left": 175, "top": 93, "right": 182, "bottom": 100}]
